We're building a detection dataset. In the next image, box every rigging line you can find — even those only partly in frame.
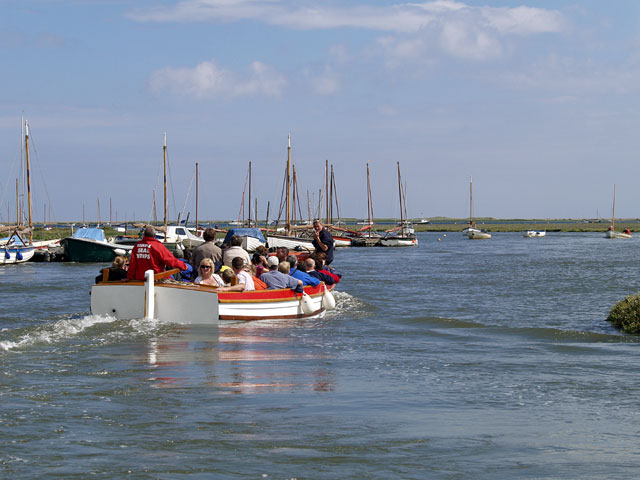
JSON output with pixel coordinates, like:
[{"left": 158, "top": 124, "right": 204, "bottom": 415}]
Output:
[
  {"left": 149, "top": 155, "right": 163, "bottom": 222},
  {"left": 28, "top": 132, "right": 56, "bottom": 223},
  {"left": 166, "top": 151, "right": 178, "bottom": 222},
  {"left": 332, "top": 170, "right": 341, "bottom": 223},
  {"left": 238, "top": 166, "right": 249, "bottom": 223},
  {"left": 179, "top": 167, "right": 195, "bottom": 226},
  {"left": 275, "top": 160, "right": 287, "bottom": 225}
]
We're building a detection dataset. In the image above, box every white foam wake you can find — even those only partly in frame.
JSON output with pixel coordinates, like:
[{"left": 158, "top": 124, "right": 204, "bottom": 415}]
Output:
[{"left": 0, "top": 314, "right": 117, "bottom": 352}]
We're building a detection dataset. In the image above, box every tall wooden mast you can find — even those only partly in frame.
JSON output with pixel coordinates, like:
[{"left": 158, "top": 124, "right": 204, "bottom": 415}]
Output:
[
  {"left": 195, "top": 162, "right": 199, "bottom": 231},
  {"left": 612, "top": 184, "right": 616, "bottom": 230},
  {"left": 163, "top": 132, "right": 167, "bottom": 241},
  {"left": 285, "top": 135, "right": 291, "bottom": 234},
  {"left": 366, "top": 163, "right": 374, "bottom": 229},
  {"left": 397, "top": 162, "right": 403, "bottom": 233},
  {"left": 469, "top": 176, "right": 473, "bottom": 225},
  {"left": 24, "top": 120, "right": 33, "bottom": 242},
  {"left": 248, "top": 161, "right": 252, "bottom": 227},
  {"left": 325, "top": 160, "right": 329, "bottom": 225}
]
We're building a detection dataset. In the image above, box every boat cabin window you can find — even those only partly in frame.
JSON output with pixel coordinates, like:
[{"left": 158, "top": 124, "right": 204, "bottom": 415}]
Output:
[{"left": 175, "top": 228, "right": 187, "bottom": 235}]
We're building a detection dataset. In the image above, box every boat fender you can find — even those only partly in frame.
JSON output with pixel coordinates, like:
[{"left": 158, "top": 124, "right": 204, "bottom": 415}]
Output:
[
  {"left": 4, "top": 249, "right": 9, "bottom": 259},
  {"left": 322, "top": 285, "right": 336, "bottom": 311},
  {"left": 16, "top": 250, "right": 23, "bottom": 260},
  {"left": 301, "top": 292, "right": 314, "bottom": 315},
  {"left": 113, "top": 248, "right": 126, "bottom": 256}
]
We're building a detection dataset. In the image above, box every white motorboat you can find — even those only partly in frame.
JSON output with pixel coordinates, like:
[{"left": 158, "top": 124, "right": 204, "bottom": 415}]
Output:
[
  {"left": 91, "top": 269, "right": 335, "bottom": 324},
  {"left": 523, "top": 230, "right": 546, "bottom": 238}
]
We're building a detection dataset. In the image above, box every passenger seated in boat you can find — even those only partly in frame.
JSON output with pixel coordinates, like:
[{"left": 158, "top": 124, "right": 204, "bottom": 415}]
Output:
[
  {"left": 220, "top": 268, "right": 237, "bottom": 286},
  {"left": 624, "top": 228, "right": 631, "bottom": 234},
  {"left": 248, "top": 264, "right": 267, "bottom": 290},
  {"left": 190, "top": 228, "right": 222, "bottom": 280},
  {"left": 260, "top": 257, "right": 302, "bottom": 290},
  {"left": 304, "top": 258, "right": 335, "bottom": 286},
  {"left": 215, "top": 257, "right": 255, "bottom": 292},
  {"left": 252, "top": 246, "right": 270, "bottom": 277},
  {"left": 194, "top": 258, "right": 224, "bottom": 287},
  {"left": 286, "top": 255, "right": 320, "bottom": 287},
  {"left": 314, "top": 253, "right": 341, "bottom": 283},
  {"left": 276, "top": 246, "right": 289, "bottom": 262},
  {"left": 95, "top": 255, "right": 128, "bottom": 283},
  {"left": 222, "top": 235, "right": 251, "bottom": 267}
]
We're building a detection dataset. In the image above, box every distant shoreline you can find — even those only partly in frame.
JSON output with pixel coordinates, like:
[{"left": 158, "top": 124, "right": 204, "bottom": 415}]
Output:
[{"left": 14, "top": 218, "right": 632, "bottom": 236}]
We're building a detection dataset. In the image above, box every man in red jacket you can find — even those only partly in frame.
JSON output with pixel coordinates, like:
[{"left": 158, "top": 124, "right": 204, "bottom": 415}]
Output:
[{"left": 127, "top": 226, "right": 188, "bottom": 281}]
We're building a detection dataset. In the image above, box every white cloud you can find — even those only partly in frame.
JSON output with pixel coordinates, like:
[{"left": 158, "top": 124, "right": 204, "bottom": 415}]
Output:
[
  {"left": 149, "top": 60, "right": 286, "bottom": 99},
  {"left": 498, "top": 55, "right": 640, "bottom": 95},
  {"left": 128, "top": 1, "right": 564, "bottom": 63},
  {"left": 128, "top": 1, "right": 564, "bottom": 34},
  {"left": 305, "top": 66, "right": 341, "bottom": 95}
]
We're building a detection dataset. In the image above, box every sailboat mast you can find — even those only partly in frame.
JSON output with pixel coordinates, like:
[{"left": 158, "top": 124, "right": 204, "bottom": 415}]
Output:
[
  {"left": 195, "top": 162, "right": 199, "bottom": 231},
  {"left": 248, "top": 161, "right": 252, "bottom": 227},
  {"left": 285, "top": 135, "right": 291, "bottom": 234},
  {"left": 24, "top": 120, "right": 32, "bottom": 242},
  {"left": 97, "top": 198, "right": 100, "bottom": 227},
  {"left": 366, "top": 163, "right": 372, "bottom": 227},
  {"left": 163, "top": 132, "right": 167, "bottom": 241},
  {"left": 469, "top": 176, "right": 473, "bottom": 224},
  {"left": 612, "top": 184, "right": 616, "bottom": 229},
  {"left": 397, "top": 162, "right": 403, "bottom": 229},
  {"left": 329, "top": 164, "right": 334, "bottom": 224},
  {"left": 325, "top": 160, "right": 329, "bottom": 225},
  {"left": 15, "top": 179, "right": 19, "bottom": 226}
]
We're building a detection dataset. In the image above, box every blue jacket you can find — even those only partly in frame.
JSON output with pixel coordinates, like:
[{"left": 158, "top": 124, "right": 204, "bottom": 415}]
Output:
[{"left": 290, "top": 267, "right": 321, "bottom": 286}]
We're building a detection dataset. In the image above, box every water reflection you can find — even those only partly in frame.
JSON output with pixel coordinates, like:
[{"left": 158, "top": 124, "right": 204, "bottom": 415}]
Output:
[{"left": 144, "top": 322, "right": 335, "bottom": 393}]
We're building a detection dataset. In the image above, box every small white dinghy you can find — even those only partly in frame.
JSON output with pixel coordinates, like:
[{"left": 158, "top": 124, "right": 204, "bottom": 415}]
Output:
[{"left": 523, "top": 230, "right": 546, "bottom": 238}]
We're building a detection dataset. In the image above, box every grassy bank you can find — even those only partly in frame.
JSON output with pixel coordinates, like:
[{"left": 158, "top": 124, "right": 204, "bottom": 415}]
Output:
[{"left": 19, "top": 219, "right": 636, "bottom": 238}]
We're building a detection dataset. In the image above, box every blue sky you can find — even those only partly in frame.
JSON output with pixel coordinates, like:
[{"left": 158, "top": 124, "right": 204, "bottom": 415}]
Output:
[{"left": 2, "top": 1, "right": 640, "bottom": 222}]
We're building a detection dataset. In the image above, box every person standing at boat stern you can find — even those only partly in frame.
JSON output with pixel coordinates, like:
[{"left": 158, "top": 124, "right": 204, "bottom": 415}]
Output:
[
  {"left": 127, "top": 226, "right": 190, "bottom": 281},
  {"left": 312, "top": 219, "right": 335, "bottom": 265}
]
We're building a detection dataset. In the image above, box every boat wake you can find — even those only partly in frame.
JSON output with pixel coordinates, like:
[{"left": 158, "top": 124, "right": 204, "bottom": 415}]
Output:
[
  {"left": 0, "top": 314, "right": 118, "bottom": 352},
  {"left": 327, "top": 290, "right": 372, "bottom": 318}
]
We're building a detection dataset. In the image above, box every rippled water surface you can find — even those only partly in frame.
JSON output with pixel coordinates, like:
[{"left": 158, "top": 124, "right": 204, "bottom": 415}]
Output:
[{"left": 2, "top": 232, "right": 640, "bottom": 479}]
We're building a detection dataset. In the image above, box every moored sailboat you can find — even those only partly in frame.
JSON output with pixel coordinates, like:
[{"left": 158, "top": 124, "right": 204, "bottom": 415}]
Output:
[
  {"left": 266, "top": 135, "right": 316, "bottom": 252},
  {"left": 1, "top": 119, "right": 36, "bottom": 264},
  {"left": 604, "top": 184, "right": 631, "bottom": 239},
  {"left": 379, "top": 162, "right": 418, "bottom": 247},
  {"left": 462, "top": 176, "right": 491, "bottom": 240}
]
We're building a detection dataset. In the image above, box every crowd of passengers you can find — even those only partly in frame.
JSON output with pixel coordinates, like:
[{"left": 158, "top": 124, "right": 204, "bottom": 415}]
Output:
[
  {"left": 98, "top": 225, "right": 340, "bottom": 293},
  {"left": 189, "top": 228, "right": 340, "bottom": 292}
]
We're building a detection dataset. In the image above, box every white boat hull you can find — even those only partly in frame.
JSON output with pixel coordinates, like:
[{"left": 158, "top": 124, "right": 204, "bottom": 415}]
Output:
[
  {"left": 242, "top": 236, "right": 266, "bottom": 252},
  {"left": 523, "top": 230, "right": 546, "bottom": 238},
  {"left": 379, "top": 236, "right": 418, "bottom": 247},
  {"left": 465, "top": 228, "right": 492, "bottom": 239},
  {"left": 604, "top": 231, "right": 632, "bottom": 239},
  {"left": 333, "top": 236, "right": 352, "bottom": 248},
  {"left": 266, "top": 235, "right": 315, "bottom": 252},
  {"left": 91, "top": 274, "right": 330, "bottom": 324},
  {"left": 0, "top": 246, "right": 35, "bottom": 264}
]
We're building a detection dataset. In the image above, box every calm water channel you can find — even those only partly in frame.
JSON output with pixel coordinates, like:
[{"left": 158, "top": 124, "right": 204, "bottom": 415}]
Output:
[{"left": 1, "top": 232, "right": 639, "bottom": 479}]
